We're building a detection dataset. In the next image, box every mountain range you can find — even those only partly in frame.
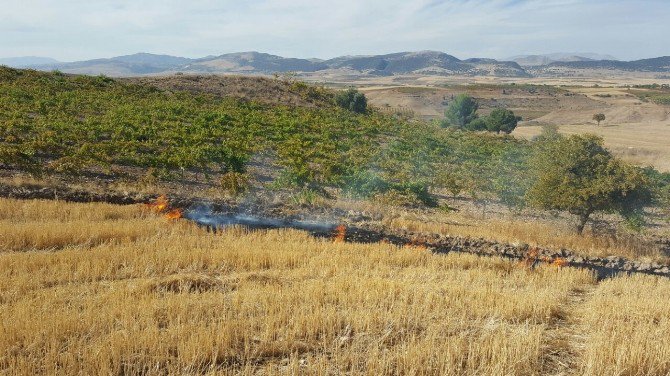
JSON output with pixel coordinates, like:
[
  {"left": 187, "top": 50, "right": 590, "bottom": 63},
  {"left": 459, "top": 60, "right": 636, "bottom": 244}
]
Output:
[
  {"left": 507, "top": 53, "right": 619, "bottom": 67},
  {"left": 1, "top": 51, "right": 669, "bottom": 78}
]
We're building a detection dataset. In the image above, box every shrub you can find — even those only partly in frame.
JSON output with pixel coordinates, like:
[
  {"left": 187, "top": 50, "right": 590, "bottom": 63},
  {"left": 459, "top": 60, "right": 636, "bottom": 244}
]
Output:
[
  {"left": 486, "top": 108, "right": 521, "bottom": 134},
  {"left": 464, "top": 118, "right": 488, "bottom": 131},
  {"left": 441, "top": 94, "right": 478, "bottom": 128},
  {"left": 342, "top": 170, "right": 389, "bottom": 198},
  {"left": 335, "top": 88, "right": 367, "bottom": 114}
]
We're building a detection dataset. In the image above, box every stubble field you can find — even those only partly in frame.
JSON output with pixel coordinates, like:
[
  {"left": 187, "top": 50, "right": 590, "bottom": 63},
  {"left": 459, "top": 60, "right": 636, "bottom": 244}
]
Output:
[{"left": 1, "top": 198, "right": 669, "bottom": 375}]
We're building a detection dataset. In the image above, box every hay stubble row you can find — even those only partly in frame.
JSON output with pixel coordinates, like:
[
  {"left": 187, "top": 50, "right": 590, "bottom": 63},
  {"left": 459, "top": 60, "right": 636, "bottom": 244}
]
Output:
[{"left": 0, "top": 198, "right": 669, "bottom": 375}]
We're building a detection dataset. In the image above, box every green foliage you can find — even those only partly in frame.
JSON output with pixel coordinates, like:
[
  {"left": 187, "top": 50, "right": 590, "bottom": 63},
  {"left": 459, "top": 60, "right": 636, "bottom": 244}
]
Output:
[
  {"left": 2, "top": 66, "right": 664, "bottom": 220},
  {"left": 527, "top": 134, "right": 653, "bottom": 233},
  {"left": 0, "top": 67, "right": 379, "bottom": 190},
  {"left": 642, "top": 167, "right": 670, "bottom": 219},
  {"left": 486, "top": 108, "right": 521, "bottom": 134},
  {"left": 629, "top": 87, "right": 670, "bottom": 105},
  {"left": 532, "top": 124, "right": 561, "bottom": 143},
  {"left": 464, "top": 118, "right": 487, "bottom": 131},
  {"left": 342, "top": 170, "right": 389, "bottom": 198},
  {"left": 335, "top": 88, "right": 367, "bottom": 114},
  {"left": 441, "top": 94, "right": 478, "bottom": 128}
]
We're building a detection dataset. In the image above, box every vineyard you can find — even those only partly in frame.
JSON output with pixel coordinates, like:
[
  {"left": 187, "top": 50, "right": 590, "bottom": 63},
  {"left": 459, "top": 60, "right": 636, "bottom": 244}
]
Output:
[{"left": 0, "top": 67, "right": 531, "bottom": 207}]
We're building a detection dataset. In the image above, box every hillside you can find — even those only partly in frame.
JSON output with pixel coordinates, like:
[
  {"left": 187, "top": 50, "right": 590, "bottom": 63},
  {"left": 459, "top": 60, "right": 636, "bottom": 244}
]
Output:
[
  {"left": 2, "top": 67, "right": 669, "bottom": 263},
  {"left": 126, "top": 74, "right": 335, "bottom": 108},
  {"left": 509, "top": 53, "right": 619, "bottom": 67},
  {"left": 183, "top": 51, "right": 328, "bottom": 74}
]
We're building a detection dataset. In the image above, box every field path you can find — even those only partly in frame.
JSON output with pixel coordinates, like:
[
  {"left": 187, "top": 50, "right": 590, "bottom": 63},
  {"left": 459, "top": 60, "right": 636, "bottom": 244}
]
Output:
[{"left": 541, "top": 281, "right": 598, "bottom": 375}]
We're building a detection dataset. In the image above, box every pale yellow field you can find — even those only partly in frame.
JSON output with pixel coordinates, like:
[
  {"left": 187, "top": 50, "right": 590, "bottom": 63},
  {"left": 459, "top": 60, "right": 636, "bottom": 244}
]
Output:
[
  {"left": 514, "top": 86, "right": 670, "bottom": 172},
  {"left": 1, "top": 198, "right": 669, "bottom": 375}
]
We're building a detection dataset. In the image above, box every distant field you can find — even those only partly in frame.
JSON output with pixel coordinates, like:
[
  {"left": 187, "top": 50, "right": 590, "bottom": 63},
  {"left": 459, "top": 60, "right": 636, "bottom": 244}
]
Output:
[
  {"left": 360, "top": 82, "right": 670, "bottom": 172},
  {"left": 514, "top": 86, "right": 670, "bottom": 172},
  {"left": 515, "top": 122, "right": 670, "bottom": 172},
  {"left": 1, "top": 198, "right": 669, "bottom": 375}
]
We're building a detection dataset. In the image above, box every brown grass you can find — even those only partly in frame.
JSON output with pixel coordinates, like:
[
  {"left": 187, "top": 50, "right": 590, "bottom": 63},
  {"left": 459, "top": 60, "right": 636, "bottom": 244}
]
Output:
[
  {"left": 336, "top": 199, "right": 667, "bottom": 263},
  {"left": 0, "top": 198, "right": 668, "bottom": 375},
  {"left": 579, "top": 275, "right": 670, "bottom": 375}
]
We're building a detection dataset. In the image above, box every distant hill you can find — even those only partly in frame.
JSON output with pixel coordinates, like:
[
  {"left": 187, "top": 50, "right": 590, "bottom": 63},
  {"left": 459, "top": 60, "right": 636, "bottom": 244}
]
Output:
[
  {"left": 0, "top": 56, "right": 60, "bottom": 67},
  {"left": 509, "top": 53, "right": 619, "bottom": 66},
  {"left": 531, "top": 56, "right": 670, "bottom": 74},
  {"left": 4, "top": 51, "right": 669, "bottom": 78},
  {"left": 322, "top": 51, "right": 528, "bottom": 77},
  {"left": 28, "top": 53, "right": 193, "bottom": 76},
  {"left": 184, "top": 52, "right": 328, "bottom": 73}
]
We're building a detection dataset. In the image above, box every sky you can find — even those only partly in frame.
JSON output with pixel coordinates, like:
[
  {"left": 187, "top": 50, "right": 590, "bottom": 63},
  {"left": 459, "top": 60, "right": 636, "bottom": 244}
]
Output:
[{"left": 1, "top": 0, "right": 668, "bottom": 61}]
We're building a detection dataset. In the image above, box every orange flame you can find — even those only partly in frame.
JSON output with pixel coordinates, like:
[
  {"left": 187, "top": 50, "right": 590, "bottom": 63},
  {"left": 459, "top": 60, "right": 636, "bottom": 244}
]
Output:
[
  {"left": 333, "top": 224, "right": 346, "bottom": 243},
  {"left": 552, "top": 258, "right": 568, "bottom": 267},
  {"left": 146, "top": 195, "right": 169, "bottom": 213},
  {"left": 165, "top": 208, "right": 183, "bottom": 220}
]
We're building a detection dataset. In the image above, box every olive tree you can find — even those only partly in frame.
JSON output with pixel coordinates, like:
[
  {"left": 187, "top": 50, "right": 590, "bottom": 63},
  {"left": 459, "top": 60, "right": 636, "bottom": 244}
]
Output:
[
  {"left": 593, "top": 113, "right": 606, "bottom": 126},
  {"left": 527, "top": 134, "right": 652, "bottom": 234},
  {"left": 486, "top": 108, "right": 521, "bottom": 134}
]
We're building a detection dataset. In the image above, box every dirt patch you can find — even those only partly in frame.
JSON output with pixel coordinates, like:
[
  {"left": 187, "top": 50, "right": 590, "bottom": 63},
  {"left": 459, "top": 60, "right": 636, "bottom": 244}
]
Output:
[{"left": 125, "top": 75, "right": 333, "bottom": 108}]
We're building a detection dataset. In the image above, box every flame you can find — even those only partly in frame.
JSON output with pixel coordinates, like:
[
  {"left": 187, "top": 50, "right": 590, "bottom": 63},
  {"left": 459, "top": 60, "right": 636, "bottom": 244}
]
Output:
[
  {"left": 145, "top": 195, "right": 169, "bottom": 213},
  {"left": 520, "top": 247, "right": 569, "bottom": 269},
  {"left": 552, "top": 258, "right": 568, "bottom": 267},
  {"left": 165, "top": 209, "right": 183, "bottom": 220},
  {"left": 520, "top": 247, "right": 540, "bottom": 268},
  {"left": 333, "top": 224, "right": 346, "bottom": 243}
]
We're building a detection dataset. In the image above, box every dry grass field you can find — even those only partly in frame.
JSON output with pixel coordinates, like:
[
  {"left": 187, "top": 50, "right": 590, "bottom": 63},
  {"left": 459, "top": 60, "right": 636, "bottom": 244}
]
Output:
[
  {"left": 358, "top": 81, "right": 670, "bottom": 172},
  {"left": 514, "top": 86, "right": 670, "bottom": 172},
  {"left": 334, "top": 200, "right": 669, "bottom": 263},
  {"left": 1, "top": 198, "right": 670, "bottom": 375}
]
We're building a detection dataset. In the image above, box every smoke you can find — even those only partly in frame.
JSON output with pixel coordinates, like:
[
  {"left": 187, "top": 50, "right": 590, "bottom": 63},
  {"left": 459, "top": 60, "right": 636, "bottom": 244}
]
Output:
[{"left": 183, "top": 204, "right": 336, "bottom": 233}]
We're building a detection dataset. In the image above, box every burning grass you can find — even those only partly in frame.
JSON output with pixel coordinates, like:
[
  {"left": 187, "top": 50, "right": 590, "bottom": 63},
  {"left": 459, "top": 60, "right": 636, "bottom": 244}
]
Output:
[{"left": 0, "top": 198, "right": 669, "bottom": 374}]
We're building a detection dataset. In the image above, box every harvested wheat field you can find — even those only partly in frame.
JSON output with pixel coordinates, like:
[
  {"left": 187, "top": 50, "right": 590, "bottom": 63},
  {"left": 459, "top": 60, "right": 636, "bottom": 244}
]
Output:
[{"left": 1, "top": 198, "right": 669, "bottom": 375}]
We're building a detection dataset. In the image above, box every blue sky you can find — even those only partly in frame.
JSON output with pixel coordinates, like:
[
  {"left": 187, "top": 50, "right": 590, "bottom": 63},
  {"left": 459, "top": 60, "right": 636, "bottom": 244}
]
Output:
[{"left": 0, "top": 0, "right": 668, "bottom": 61}]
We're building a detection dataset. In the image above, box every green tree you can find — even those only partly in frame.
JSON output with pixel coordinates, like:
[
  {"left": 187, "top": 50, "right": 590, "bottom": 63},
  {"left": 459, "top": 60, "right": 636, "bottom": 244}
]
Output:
[
  {"left": 486, "top": 108, "right": 521, "bottom": 134},
  {"left": 335, "top": 88, "right": 367, "bottom": 114},
  {"left": 442, "top": 94, "right": 478, "bottom": 128},
  {"left": 464, "top": 118, "right": 487, "bottom": 131},
  {"left": 593, "top": 113, "right": 606, "bottom": 126},
  {"left": 527, "top": 134, "right": 652, "bottom": 234}
]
